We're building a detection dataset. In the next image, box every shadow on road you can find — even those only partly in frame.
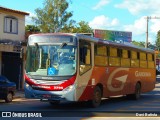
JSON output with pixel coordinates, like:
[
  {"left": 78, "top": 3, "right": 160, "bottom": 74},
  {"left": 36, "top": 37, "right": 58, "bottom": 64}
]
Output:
[{"left": 30, "top": 83, "right": 160, "bottom": 112}]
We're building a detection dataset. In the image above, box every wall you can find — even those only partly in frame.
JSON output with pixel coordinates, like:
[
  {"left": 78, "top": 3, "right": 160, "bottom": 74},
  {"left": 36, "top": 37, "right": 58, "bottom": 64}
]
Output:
[
  {"left": 0, "top": 10, "right": 25, "bottom": 42},
  {"left": 0, "top": 9, "right": 27, "bottom": 89}
]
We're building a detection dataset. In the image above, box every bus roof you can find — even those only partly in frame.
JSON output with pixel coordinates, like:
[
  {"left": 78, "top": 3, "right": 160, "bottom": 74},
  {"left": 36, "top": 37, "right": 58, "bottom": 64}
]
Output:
[
  {"left": 76, "top": 33, "right": 154, "bottom": 54},
  {"left": 29, "top": 33, "right": 74, "bottom": 37},
  {"left": 29, "top": 33, "right": 154, "bottom": 54}
]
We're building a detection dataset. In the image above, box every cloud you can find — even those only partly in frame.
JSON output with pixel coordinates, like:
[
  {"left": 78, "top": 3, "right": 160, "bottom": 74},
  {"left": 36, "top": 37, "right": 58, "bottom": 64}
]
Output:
[
  {"left": 115, "top": 0, "right": 160, "bottom": 15},
  {"left": 123, "top": 16, "right": 146, "bottom": 35},
  {"left": 92, "top": 0, "right": 110, "bottom": 10},
  {"left": 110, "top": 0, "right": 160, "bottom": 43},
  {"left": 89, "top": 15, "right": 119, "bottom": 29},
  {"left": 25, "top": 12, "right": 36, "bottom": 25},
  {"left": 123, "top": 16, "right": 160, "bottom": 42},
  {"left": 89, "top": 15, "right": 159, "bottom": 42},
  {"left": 150, "top": 18, "right": 160, "bottom": 33}
]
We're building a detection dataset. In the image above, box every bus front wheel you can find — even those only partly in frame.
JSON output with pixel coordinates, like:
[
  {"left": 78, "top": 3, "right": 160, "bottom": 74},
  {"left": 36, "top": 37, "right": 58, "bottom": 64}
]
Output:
[{"left": 90, "top": 86, "right": 102, "bottom": 108}]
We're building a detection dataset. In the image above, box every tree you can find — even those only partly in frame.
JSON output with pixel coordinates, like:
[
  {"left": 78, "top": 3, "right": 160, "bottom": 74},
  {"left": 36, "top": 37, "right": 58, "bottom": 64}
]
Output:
[
  {"left": 75, "top": 21, "right": 93, "bottom": 33},
  {"left": 60, "top": 20, "right": 77, "bottom": 32},
  {"left": 132, "top": 40, "right": 156, "bottom": 50},
  {"left": 25, "top": 25, "right": 40, "bottom": 32},
  {"left": 132, "top": 40, "right": 145, "bottom": 48},
  {"left": 33, "top": 0, "right": 73, "bottom": 33},
  {"left": 61, "top": 21, "right": 93, "bottom": 33}
]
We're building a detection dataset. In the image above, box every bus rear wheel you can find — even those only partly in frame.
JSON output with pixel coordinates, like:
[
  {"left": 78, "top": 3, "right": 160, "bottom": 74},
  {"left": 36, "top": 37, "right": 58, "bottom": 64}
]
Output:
[
  {"left": 90, "top": 86, "right": 102, "bottom": 108},
  {"left": 127, "top": 83, "right": 141, "bottom": 100}
]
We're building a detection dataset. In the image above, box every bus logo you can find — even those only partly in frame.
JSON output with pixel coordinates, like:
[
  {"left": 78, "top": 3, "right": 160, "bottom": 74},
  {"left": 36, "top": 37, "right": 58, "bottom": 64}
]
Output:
[{"left": 107, "top": 68, "right": 129, "bottom": 92}]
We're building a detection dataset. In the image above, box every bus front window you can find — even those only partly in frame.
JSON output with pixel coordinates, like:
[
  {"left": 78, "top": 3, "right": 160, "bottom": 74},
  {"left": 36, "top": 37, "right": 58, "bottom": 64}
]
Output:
[{"left": 26, "top": 44, "right": 77, "bottom": 76}]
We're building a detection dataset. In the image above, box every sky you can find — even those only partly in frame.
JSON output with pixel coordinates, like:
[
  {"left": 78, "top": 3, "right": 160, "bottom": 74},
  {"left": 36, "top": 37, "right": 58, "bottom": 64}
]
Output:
[{"left": 1, "top": 0, "right": 160, "bottom": 44}]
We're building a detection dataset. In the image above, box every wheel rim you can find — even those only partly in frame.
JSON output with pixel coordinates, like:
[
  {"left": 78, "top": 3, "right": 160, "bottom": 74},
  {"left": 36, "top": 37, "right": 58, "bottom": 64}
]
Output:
[
  {"left": 136, "top": 84, "right": 141, "bottom": 99},
  {"left": 7, "top": 93, "right": 13, "bottom": 102},
  {"left": 94, "top": 89, "right": 101, "bottom": 104}
]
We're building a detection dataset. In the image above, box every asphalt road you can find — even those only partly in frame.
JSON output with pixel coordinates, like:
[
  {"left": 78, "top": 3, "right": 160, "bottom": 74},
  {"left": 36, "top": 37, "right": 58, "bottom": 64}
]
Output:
[{"left": 0, "top": 79, "right": 160, "bottom": 119}]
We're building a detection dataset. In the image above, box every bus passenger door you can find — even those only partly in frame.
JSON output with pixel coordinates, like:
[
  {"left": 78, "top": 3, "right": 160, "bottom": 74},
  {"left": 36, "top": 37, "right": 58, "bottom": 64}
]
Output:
[{"left": 75, "top": 40, "right": 93, "bottom": 101}]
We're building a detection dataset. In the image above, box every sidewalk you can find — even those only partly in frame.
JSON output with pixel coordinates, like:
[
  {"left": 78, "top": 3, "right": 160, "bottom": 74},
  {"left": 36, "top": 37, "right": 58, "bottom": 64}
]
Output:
[{"left": 14, "top": 90, "right": 25, "bottom": 99}]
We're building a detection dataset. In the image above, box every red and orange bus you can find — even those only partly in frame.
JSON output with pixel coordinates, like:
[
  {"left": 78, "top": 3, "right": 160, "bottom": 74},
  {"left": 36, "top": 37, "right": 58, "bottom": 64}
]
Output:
[{"left": 24, "top": 33, "right": 156, "bottom": 107}]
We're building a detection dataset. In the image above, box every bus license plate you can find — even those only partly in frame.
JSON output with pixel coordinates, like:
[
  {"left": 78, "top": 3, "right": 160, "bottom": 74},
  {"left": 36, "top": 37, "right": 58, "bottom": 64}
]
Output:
[{"left": 42, "top": 94, "right": 51, "bottom": 98}]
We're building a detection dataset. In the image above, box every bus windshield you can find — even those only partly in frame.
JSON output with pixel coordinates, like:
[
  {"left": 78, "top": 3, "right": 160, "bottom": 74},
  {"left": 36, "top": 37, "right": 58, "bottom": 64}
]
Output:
[{"left": 26, "top": 43, "right": 77, "bottom": 76}]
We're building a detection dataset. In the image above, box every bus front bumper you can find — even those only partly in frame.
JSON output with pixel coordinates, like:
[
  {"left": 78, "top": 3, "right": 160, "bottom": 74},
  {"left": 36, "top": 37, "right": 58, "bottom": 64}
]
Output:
[{"left": 24, "top": 83, "right": 76, "bottom": 102}]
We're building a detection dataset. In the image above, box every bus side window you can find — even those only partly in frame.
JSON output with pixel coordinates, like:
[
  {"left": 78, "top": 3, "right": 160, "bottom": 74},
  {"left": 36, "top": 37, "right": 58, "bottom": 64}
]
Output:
[
  {"left": 109, "top": 47, "right": 120, "bottom": 66},
  {"left": 79, "top": 40, "right": 91, "bottom": 75},
  {"left": 94, "top": 44, "right": 108, "bottom": 66},
  {"left": 128, "top": 50, "right": 131, "bottom": 58},
  {"left": 121, "top": 49, "right": 130, "bottom": 67},
  {"left": 148, "top": 53, "right": 155, "bottom": 68},
  {"left": 131, "top": 51, "right": 139, "bottom": 67},
  {"left": 137, "top": 52, "right": 140, "bottom": 60},
  {"left": 140, "top": 52, "right": 147, "bottom": 68},
  {"left": 117, "top": 49, "right": 122, "bottom": 57},
  {"left": 80, "top": 47, "right": 87, "bottom": 64},
  {"left": 152, "top": 54, "right": 155, "bottom": 61}
]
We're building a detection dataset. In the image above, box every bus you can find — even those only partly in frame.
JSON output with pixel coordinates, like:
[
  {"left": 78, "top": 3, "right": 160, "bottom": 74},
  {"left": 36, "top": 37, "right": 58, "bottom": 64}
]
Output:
[{"left": 24, "top": 33, "right": 156, "bottom": 107}]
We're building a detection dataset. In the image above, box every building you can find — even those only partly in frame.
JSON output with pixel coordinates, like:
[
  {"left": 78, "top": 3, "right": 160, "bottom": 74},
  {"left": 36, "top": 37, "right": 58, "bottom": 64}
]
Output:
[{"left": 0, "top": 6, "right": 29, "bottom": 89}]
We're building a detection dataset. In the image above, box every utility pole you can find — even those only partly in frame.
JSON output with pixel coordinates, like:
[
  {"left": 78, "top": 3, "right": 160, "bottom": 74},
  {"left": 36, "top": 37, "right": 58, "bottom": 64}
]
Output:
[{"left": 145, "top": 16, "right": 160, "bottom": 48}]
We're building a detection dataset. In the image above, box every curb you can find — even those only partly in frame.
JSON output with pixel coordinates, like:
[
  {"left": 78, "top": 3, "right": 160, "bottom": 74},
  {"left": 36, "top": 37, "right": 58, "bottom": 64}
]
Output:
[
  {"left": 14, "top": 91, "right": 25, "bottom": 99},
  {"left": 14, "top": 95, "right": 25, "bottom": 99}
]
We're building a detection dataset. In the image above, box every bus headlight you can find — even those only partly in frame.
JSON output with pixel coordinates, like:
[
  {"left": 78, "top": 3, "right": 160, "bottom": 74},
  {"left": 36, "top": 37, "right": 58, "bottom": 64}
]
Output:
[
  {"left": 63, "top": 85, "right": 74, "bottom": 92},
  {"left": 25, "top": 83, "right": 30, "bottom": 88}
]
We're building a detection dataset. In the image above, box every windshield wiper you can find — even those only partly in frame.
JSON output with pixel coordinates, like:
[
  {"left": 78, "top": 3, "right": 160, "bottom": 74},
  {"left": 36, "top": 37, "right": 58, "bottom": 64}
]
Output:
[
  {"left": 60, "top": 42, "right": 67, "bottom": 48},
  {"left": 34, "top": 43, "right": 39, "bottom": 49}
]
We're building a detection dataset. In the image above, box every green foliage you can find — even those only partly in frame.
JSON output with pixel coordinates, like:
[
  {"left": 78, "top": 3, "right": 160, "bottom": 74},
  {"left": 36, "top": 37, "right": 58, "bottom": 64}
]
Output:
[
  {"left": 132, "top": 40, "right": 156, "bottom": 50},
  {"left": 33, "top": 0, "right": 73, "bottom": 33},
  {"left": 32, "top": 0, "right": 92, "bottom": 34},
  {"left": 60, "top": 20, "right": 76, "bottom": 32},
  {"left": 61, "top": 21, "right": 93, "bottom": 33},
  {"left": 132, "top": 40, "right": 145, "bottom": 48},
  {"left": 25, "top": 25, "right": 40, "bottom": 32},
  {"left": 75, "top": 21, "right": 93, "bottom": 33}
]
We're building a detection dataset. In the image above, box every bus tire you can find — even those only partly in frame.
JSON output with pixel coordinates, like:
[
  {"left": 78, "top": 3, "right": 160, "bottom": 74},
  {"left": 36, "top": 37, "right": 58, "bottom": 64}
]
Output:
[
  {"left": 134, "top": 83, "right": 141, "bottom": 100},
  {"left": 90, "top": 86, "right": 102, "bottom": 108},
  {"left": 127, "top": 83, "right": 141, "bottom": 100}
]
